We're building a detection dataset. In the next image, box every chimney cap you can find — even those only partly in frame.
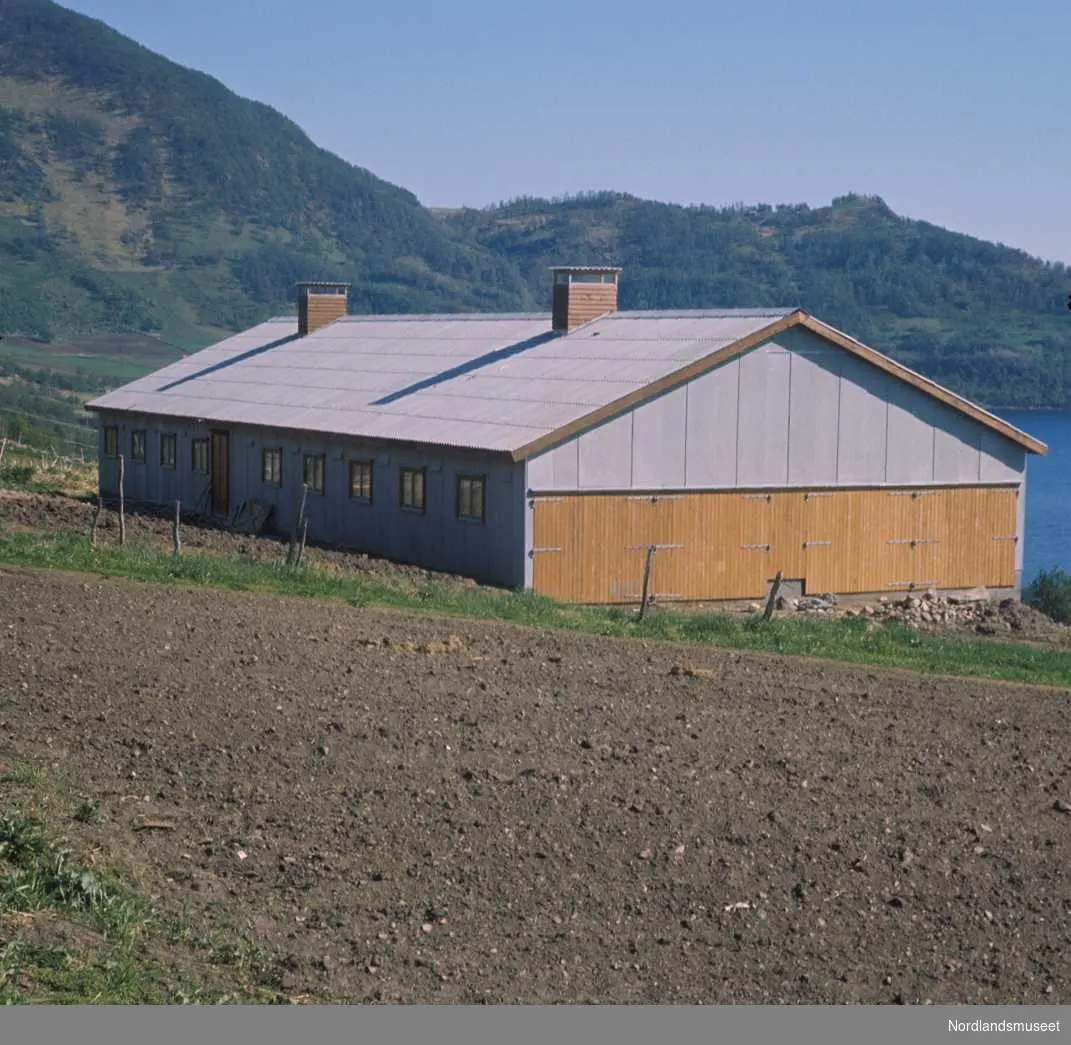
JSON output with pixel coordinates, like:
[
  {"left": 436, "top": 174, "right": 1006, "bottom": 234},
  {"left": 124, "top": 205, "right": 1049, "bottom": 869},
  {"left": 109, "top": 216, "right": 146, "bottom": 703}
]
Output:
[{"left": 296, "top": 280, "right": 351, "bottom": 292}]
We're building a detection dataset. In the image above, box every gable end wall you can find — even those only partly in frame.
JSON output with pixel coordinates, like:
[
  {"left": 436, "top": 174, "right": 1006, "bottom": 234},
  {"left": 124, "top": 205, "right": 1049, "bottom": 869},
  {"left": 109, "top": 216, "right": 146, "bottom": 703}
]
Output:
[{"left": 526, "top": 326, "right": 1027, "bottom": 493}]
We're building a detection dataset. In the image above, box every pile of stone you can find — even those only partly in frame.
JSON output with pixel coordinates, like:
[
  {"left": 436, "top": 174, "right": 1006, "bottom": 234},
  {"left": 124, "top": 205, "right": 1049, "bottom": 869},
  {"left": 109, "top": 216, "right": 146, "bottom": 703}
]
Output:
[{"left": 779, "top": 586, "right": 1025, "bottom": 633}]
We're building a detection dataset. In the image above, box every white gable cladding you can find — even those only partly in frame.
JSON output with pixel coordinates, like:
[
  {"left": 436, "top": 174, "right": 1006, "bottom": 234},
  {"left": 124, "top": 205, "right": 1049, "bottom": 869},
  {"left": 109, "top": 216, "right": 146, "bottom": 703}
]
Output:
[{"left": 525, "top": 327, "right": 1027, "bottom": 492}]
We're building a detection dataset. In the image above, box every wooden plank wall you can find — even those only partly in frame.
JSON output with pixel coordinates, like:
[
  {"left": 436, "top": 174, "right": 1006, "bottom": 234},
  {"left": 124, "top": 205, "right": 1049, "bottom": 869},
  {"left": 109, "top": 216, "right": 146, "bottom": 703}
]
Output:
[
  {"left": 530, "top": 486, "right": 1019, "bottom": 603},
  {"left": 299, "top": 294, "right": 348, "bottom": 335},
  {"left": 552, "top": 284, "right": 618, "bottom": 330}
]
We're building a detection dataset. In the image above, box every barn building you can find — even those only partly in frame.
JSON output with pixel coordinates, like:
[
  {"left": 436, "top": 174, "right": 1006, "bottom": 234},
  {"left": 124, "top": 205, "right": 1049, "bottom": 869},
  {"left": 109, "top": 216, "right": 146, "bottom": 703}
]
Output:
[{"left": 87, "top": 269, "right": 1047, "bottom": 603}]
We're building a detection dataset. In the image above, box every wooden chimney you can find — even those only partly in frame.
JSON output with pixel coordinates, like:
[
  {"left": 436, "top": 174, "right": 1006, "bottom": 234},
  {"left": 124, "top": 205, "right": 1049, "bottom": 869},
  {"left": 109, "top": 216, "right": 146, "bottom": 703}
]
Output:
[
  {"left": 297, "top": 281, "right": 350, "bottom": 336},
  {"left": 551, "top": 266, "right": 621, "bottom": 331}
]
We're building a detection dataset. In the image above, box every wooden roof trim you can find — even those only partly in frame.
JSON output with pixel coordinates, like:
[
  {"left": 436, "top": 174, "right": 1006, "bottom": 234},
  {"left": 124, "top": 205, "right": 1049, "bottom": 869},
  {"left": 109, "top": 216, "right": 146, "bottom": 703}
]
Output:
[
  {"left": 513, "top": 309, "right": 1048, "bottom": 461},
  {"left": 511, "top": 310, "right": 805, "bottom": 461},
  {"left": 795, "top": 314, "right": 1048, "bottom": 456}
]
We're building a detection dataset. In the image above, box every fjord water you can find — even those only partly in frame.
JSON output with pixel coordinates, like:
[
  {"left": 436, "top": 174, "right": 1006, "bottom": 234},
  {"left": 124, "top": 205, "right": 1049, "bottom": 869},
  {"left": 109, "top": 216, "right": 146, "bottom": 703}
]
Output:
[{"left": 1002, "top": 411, "right": 1070, "bottom": 583}]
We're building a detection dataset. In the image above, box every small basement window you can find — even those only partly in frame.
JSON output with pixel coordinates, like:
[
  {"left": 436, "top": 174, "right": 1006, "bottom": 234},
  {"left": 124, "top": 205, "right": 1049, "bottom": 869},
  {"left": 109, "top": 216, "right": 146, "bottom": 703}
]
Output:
[
  {"left": 400, "top": 467, "right": 426, "bottom": 513},
  {"left": 262, "top": 448, "right": 282, "bottom": 486},
  {"left": 131, "top": 430, "right": 146, "bottom": 463},
  {"left": 349, "top": 460, "right": 373, "bottom": 503},
  {"left": 160, "top": 434, "right": 177, "bottom": 469},
  {"left": 191, "top": 438, "right": 209, "bottom": 474},
  {"left": 303, "top": 453, "right": 325, "bottom": 494},
  {"left": 102, "top": 426, "right": 118, "bottom": 459},
  {"left": 457, "top": 475, "right": 485, "bottom": 521}
]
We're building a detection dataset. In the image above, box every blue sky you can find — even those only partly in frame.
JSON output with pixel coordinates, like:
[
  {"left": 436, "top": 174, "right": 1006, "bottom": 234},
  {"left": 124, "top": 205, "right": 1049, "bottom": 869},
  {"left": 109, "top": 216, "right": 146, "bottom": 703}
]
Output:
[{"left": 60, "top": 0, "right": 1071, "bottom": 263}]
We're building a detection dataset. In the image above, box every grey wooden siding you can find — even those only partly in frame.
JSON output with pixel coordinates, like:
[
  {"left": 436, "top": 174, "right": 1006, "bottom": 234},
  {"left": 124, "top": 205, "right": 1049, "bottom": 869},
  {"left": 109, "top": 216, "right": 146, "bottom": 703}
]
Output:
[
  {"left": 96, "top": 414, "right": 526, "bottom": 588},
  {"left": 526, "top": 327, "right": 1028, "bottom": 493}
]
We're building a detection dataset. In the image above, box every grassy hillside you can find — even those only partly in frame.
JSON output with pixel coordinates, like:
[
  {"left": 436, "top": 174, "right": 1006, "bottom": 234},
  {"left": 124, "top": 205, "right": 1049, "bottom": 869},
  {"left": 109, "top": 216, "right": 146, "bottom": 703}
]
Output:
[
  {"left": 446, "top": 193, "right": 1071, "bottom": 408},
  {"left": 0, "top": 0, "right": 534, "bottom": 348}
]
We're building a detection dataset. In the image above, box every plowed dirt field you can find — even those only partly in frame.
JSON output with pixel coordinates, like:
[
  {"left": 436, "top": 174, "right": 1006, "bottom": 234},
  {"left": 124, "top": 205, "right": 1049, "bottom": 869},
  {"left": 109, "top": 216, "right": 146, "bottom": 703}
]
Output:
[{"left": 1, "top": 567, "right": 1068, "bottom": 1003}]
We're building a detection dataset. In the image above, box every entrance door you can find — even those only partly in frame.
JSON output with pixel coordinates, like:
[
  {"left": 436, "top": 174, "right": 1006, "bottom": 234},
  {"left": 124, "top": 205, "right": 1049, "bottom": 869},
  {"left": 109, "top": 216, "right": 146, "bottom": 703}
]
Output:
[{"left": 210, "top": 430, "right": 230, "bottom": 517}]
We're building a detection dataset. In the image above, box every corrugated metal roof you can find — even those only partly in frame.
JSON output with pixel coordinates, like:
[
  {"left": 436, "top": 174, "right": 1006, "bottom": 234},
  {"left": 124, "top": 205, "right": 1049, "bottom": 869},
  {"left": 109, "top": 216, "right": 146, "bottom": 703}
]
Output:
[{"left": 88, "top": 310, "right": 793, "bottom": 453}]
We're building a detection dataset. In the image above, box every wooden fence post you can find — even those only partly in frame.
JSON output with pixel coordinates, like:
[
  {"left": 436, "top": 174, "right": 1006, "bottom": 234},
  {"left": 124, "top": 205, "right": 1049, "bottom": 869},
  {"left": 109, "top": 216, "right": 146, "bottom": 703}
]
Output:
[
  {"left": 762, "top": 570, "right": 784, "bottom": 623},
  {"left": 117, "top": 454, "right": 126, "bottom": 547},
  {"left": 287, "top": 483, "right": 309, "bottom": 567},
  {"left": 638, "top": 545, "right": 656, "bottom": 621},
  {"left": 172, "top": 500, "right": 182, "bottom": 558},
  {"left": 90, "top": 496, "right": 104, "bottom": 547},
  {"left": 295, "top": 517, "right": 309, "bottom": 567},
  {"left": 0, "top": 437, "right": 6, "bottom": 469}
]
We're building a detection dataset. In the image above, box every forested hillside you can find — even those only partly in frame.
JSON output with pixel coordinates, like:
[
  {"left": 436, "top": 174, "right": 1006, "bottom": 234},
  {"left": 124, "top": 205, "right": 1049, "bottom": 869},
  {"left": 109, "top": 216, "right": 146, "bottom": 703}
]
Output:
[
  {"left": 446, "top": 193, "right": 1071, "bottom": 408},
  {"left": 0, "top": 1, "right": 1069, "bottom": 410},
  {"left": 0, "top": 0, "right": 534, "bottom": 348}
]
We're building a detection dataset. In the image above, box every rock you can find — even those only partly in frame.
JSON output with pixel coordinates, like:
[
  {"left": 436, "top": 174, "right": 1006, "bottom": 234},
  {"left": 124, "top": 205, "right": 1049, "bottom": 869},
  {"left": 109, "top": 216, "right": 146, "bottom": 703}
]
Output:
[
  {"left": 1053, "top": 799, "right": 1071, "bottom": 814},
  {"left": 878, "top": 595, "right": 889, "bottom": 604},
  {"left": 948, "top": 587, "right": 990, "bottom": 605},
  {"left": 748, "top": 602, "right": 763, "bottom": 613},
  {"left": 797, "top": 595, "right": 837, "bottom": 612}
]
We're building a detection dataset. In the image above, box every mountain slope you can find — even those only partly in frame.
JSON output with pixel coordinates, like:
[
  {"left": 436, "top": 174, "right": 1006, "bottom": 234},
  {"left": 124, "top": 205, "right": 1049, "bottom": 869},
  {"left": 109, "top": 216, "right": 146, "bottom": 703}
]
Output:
[
  {"left": 0, "top": 0, "right": 533, "bottom": 347},
  {"left": 1, "top": 2, "right": 1069, "bottom": 410},
  {"left": 446, "top": 193, "right": 1071, "bottom": 408}
]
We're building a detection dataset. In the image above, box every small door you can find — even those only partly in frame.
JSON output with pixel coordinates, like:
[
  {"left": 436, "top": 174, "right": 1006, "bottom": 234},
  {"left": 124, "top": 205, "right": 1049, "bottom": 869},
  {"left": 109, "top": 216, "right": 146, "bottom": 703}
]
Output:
[{"left": 210, "top": 430, "right": 230, "bottom": 517}]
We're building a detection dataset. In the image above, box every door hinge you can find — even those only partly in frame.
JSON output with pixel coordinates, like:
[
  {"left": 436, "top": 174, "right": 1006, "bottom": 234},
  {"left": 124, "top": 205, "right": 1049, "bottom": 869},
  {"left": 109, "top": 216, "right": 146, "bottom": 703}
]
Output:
[{"left": 626, "top": 543, "right": 684, "bottom": 551}]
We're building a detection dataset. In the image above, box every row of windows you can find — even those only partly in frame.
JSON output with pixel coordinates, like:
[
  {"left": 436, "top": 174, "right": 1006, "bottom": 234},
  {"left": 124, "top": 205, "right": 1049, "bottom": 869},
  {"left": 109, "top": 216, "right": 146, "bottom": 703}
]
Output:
[
  {"left": 285, "top": 452, "right": 482, "bottom": 520},
  {"left": 102, "top": 427, "right": 485, "bottom": 520},
  {"left": 105, "top": 427, "right": 186, "bottom": 470}
]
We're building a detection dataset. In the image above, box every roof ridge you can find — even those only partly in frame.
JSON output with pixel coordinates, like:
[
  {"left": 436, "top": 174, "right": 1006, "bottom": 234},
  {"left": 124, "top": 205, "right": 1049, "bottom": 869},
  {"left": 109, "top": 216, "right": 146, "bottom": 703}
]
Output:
[{"left": 606, "top": 308, "right": 797, "bottom": 319}]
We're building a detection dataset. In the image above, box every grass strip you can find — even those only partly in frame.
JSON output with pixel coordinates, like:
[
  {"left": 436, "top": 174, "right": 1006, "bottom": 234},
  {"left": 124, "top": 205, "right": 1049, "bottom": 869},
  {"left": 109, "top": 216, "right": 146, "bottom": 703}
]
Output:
[{"left": 1, "top": 530, "right": 1069, "bottom": 687}]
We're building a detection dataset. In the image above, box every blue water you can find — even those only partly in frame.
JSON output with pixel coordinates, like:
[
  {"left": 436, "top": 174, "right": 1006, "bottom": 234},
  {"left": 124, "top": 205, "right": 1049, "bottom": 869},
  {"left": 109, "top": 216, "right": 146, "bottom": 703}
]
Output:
[{"left": 1002, "top": 410, "right": 1071, "bottom": 582}]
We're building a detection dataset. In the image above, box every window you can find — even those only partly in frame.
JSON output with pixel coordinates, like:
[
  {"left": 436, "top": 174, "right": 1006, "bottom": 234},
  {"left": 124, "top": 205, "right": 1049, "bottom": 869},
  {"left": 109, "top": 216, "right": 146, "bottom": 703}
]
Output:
[
  {"left": 400, "top": 467, "right": 426, "bottom": 513},
  {"left": 303, "top": 453, "right": 325, "bottom": 494},
  {"left": 349, "top": 460, "right": 373, "bottom": 502},
  {"left": 262, "top": 448, "right": 282, "bottom": 486},
  {"left": 160, "top": 434, "right": 177, "bottom": 469},
  {"left": 102, "top": 426, "right": 118, "bottom": 459},
  {"left": 191, "top": 438, "right": 209, "bottom": 474},
  {"left": 457, "top": 475, "right": 485, "bottom": 521},
  {"left": 130, "top": 430, "right": 146, "bottom": 462}
]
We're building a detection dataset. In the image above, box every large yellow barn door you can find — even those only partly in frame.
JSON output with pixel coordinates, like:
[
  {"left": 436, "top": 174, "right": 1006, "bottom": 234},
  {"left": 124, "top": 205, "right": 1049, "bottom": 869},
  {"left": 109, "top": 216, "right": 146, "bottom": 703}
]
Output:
[
  {"left": 530, "top": 493, "right": 685, "bottom": 603},
  {"left": 530, "top": 495, "right": 573, "bottom": 599},
  {"left": 801, "top": 490, "right": 849, "bottom": 593},
  {"left": 531, "top": 485, "right": 1020, "bottom": 603},
  {"left": 922, "top": 486, "right": 1018, "bottom": 589}
]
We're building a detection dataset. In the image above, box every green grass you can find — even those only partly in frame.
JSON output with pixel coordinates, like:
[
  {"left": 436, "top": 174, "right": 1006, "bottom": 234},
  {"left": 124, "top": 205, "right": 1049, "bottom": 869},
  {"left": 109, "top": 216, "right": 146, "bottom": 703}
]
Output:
[
  {"left": 1, "top": 530, "right": 1070, "bottom": 687},
  {"left": 0, "top": 336, "right": 184, "bottom": 384},
  {"left": 0, "top": 813, "right": 274, "bottom": 1004}
]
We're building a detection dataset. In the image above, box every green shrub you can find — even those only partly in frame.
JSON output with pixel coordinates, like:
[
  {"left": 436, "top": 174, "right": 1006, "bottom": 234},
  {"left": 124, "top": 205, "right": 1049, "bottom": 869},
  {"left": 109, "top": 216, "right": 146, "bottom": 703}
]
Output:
[
  {"left": 1023, "top": 568, "right": 1071, "bottom": 624},
  {"left": 0, "top": 463, "right": 35, "bottom": 489}
]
